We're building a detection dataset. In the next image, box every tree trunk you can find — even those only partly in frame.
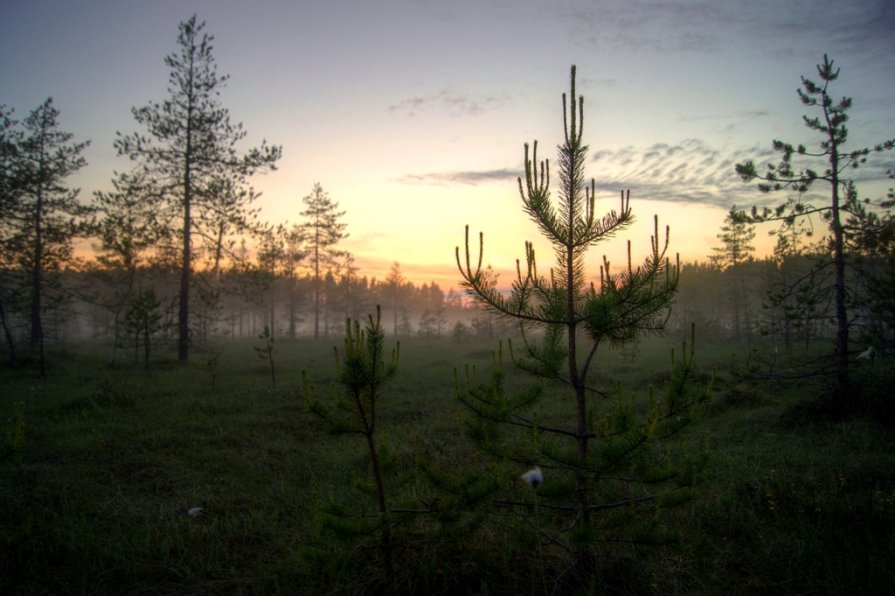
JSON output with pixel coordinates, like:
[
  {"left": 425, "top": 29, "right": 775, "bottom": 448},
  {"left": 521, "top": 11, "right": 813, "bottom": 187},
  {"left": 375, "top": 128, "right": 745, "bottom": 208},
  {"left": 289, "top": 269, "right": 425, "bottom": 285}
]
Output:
[
  {"left": 31, "top": 185, "right": 46, "bottom": 377},
  {"left": 109, "top": 308, "right": 122, "bottom": 367},
  {"left": 829, "top": 150, "right": 849, "bottom": 397},
  {"left": 0, "top": 298, "right": 17, "bottom": 364},
  {"left": 178, "top": 60, "right": 196, "bottom": 362},
  {"left": 179, "top": 184, "right": 191, "bottom": 361},
  {"left": 323, "top": 292, "right": 329, "bottom": 338},
  {"left": 143, "top": 320, "right": 151, "bottom": 370},
  {"left": 393, "top": 291, "right": 398, "bottom": 337},
  {"left": 365, "top": 429, "right": 393, "bottom": 577},
  {"left": 289, "top": 276, "right": 296, "bottom": 339},
  {"left": 313, "top": 235, "right": 320, "bottom": 339},
  {"left": 269, "top": 297, "right": 275, "bottom": 339}
]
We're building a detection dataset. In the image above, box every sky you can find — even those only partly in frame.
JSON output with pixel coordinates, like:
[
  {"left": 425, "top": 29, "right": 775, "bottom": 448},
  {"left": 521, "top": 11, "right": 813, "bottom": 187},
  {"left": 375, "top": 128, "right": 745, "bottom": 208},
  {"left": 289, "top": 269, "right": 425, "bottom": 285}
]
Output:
[{"left": 2, "top": 0, "right": 894, "bottom": 288}]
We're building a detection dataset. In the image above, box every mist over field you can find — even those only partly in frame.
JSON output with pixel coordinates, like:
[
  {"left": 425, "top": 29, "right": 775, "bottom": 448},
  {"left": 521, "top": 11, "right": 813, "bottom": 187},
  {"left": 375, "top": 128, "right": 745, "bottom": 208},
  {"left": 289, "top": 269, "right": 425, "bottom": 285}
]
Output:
[{"left": 3, "top": 2, "right": 895, "bottom": 593}]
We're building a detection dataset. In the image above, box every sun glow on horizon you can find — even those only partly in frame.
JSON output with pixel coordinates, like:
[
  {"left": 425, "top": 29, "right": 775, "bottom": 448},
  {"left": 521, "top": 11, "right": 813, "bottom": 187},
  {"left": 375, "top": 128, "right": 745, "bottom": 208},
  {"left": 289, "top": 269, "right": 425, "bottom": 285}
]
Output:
[
  {"left": 73, "top": 167, "right": 778, "bottom": 291},
  {"left": 38, "top": 1, "right": 890, "bottom": 295}
]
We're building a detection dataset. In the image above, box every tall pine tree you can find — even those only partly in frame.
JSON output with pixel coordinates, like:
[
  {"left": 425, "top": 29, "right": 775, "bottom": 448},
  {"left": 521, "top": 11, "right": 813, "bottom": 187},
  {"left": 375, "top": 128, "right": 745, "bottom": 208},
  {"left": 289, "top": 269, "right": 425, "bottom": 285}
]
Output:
[
  {"left": 736, "top": 55, "right": 894, "bottom": 397},
  {"left": 385, "top": 261, "right": 405, "bottom": 336},
  {"left": 710, "top": 206, "right": 756, "bottom": 340},
  {"left": 1, "top": 98, "right": 89, "bottom": 376},
  {"left": 0, "top": 105, "right": 22, "bottom": 361},
  {"left": 115, "top": 14, "right": 281, "bottom": 361},
  {"left": 300, "top": 183, "right": 347, "bottom": 339}
]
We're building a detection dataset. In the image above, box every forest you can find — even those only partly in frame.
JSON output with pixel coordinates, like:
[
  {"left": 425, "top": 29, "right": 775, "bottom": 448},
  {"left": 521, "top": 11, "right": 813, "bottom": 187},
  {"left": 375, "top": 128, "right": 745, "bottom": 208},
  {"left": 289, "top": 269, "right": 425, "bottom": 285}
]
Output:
[{"left": 2, "top": 14, "right": 894, "bottom": 595}]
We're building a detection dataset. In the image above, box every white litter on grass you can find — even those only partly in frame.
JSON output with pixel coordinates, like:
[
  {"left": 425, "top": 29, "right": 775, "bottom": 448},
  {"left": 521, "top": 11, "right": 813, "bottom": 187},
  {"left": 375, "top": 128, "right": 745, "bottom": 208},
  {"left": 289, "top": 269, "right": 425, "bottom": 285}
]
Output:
[
  {"left": 857, "top": 346, "right": 876, "bottom": 361},
  {"left": 520, "top": 467, "right": 543, "bottom": 488},
  {"left": 187, "top": 507, "right": 204, "bottom": 517}
]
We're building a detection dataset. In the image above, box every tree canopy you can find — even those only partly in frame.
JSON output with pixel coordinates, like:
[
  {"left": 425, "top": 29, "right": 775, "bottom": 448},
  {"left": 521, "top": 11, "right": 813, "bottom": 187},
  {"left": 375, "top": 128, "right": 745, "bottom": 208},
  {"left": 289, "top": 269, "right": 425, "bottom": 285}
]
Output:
[{"left": 115, "top": 14, "right": 281, "bottom": 360}]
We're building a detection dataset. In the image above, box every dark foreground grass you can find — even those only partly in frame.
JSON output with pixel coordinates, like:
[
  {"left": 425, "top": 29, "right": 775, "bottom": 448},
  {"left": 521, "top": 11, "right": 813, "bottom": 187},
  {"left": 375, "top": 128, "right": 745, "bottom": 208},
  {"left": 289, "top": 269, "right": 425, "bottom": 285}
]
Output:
[{"left": 1, "top": 336, "right": 894, "bottom": 594}]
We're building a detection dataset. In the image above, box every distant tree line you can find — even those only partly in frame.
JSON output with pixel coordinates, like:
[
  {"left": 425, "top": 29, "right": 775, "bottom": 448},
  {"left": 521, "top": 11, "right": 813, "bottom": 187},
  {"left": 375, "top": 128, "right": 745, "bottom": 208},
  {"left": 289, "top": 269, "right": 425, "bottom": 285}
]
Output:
[
  {"left": 2, "top": 15, "right": 892, "bottom": 388},
  {"left": 672, "top": 252, "right": 891, "bottom": 350},
  {"left": 0, "top": 10, "right": 517, "bottom": 372},
  {"left": 0, "top": 259, "right": 506, "bottom": 361},
  {"left": 673, "top": 202, "right": 895, "bottom": 366}
]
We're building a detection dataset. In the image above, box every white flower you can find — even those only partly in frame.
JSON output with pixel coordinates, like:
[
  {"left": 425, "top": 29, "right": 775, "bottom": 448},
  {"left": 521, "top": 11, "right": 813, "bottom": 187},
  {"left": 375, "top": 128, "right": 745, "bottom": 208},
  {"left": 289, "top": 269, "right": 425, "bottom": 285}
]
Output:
[
  {"left": 857, "top": 346, "right": 876, "bottom": 361},
  {"left": 187, "top": 507, "right": 204, "bottom": 517},
  {"left": 520, "top": 467, "right": 543, "bottom": 488}
]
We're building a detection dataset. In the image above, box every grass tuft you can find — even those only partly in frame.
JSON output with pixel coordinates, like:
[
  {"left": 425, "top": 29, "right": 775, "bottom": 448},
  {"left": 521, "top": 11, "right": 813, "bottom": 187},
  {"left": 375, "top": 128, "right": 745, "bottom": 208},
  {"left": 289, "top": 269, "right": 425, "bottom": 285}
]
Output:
[{"left": 1, "top": 336, "right": 893, "bottom": 593}]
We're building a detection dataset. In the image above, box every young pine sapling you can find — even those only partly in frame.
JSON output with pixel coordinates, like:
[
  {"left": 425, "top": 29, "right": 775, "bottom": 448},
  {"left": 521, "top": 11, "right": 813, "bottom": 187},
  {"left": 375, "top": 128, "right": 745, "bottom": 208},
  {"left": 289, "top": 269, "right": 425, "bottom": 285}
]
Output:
[
  {"left": 302, "top": 306, "right": 400, "bottom": 578},
  {"left": 254, "top": 325, "right": 276, "bottom": 387},
  {"left": 456, "top": 65, "right": 707, "bottom": 586}
]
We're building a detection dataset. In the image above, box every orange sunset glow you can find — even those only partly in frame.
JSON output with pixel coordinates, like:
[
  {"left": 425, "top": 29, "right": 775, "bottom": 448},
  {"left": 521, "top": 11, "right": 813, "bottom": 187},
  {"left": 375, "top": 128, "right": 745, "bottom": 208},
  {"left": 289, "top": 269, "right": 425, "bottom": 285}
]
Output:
[
  {"left": 4, "top": 3, "right": 895, "bottom": 593},
  {"left": 3, "top": 1, "right": 893, "bottom": 287}
]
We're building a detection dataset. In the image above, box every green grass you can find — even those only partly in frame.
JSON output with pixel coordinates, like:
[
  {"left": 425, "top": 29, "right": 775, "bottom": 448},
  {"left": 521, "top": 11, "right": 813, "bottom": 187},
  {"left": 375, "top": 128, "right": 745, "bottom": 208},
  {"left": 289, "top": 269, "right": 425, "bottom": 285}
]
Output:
[{"left": 1, "top": 335, "right": 894, "bottom": 594}]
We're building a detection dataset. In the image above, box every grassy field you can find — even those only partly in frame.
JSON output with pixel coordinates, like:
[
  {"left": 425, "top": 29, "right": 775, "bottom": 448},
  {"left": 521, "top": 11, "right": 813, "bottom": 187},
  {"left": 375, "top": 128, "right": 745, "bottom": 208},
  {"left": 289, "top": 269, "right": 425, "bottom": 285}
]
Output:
[{"left": 1, "top": 334, "right": 893, "bottom": 594}]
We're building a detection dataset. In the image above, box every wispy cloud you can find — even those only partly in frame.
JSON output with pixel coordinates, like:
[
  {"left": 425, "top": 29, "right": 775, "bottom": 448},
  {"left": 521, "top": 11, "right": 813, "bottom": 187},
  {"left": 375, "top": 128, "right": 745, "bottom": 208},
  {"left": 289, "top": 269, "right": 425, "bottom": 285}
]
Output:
[
  {"left": 560, "top": 1, "right": 737, "bottom": 54},
  {"left": 777, "top": 0, "right": 895, "bottom": 64},
  {"left": 388, "top": 90, "right": 510, "bottom": 118},
  {"left": 590, "top": 137, "right": 893, "bottom": 209},
  {"left": 345, "top": 231, "right": 391, "bottom": 250},
  {"left": 398, "top": 137, "right": 893, "bottom": 208},
  {"left": 677, "top": 110, "right": 770, "bottom": 123},
  {"left": 558, "top": 0, "right": 895, "bottom": 61},
  {"left": 396, "top": 168, "right": 518, "bottom": 186},
  {"left": 588, "top": 138, "right": 751, "bottom": 208}
]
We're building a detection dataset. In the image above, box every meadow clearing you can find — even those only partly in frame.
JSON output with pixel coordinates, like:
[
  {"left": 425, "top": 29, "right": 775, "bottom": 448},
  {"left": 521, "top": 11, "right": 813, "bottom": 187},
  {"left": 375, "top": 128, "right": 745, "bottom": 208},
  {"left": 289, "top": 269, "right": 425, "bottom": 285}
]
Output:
[{"left": 1, "top": 334, "right": 893, "bottom": 594}]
